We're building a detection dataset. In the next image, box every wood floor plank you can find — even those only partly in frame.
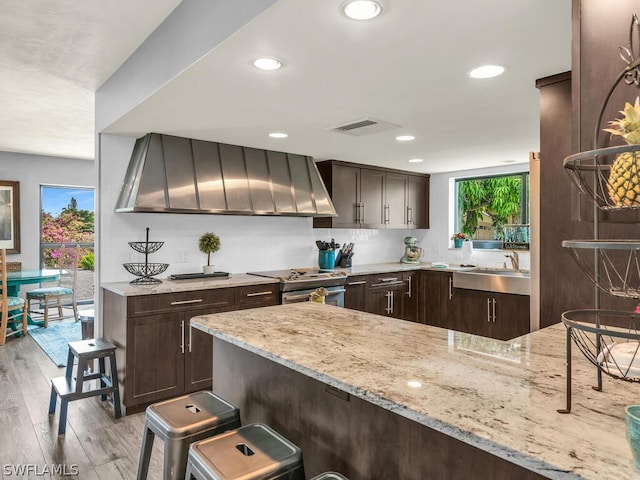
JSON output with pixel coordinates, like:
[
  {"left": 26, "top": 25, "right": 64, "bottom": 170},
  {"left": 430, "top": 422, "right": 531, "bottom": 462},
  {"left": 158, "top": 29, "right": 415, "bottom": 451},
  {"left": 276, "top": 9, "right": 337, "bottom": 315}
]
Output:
[
  {"left": 33, "top": 420, "right": 100, "bottom": 480},
  {"left": 0, "top": 406, "right": 51, "bottom": 480}
]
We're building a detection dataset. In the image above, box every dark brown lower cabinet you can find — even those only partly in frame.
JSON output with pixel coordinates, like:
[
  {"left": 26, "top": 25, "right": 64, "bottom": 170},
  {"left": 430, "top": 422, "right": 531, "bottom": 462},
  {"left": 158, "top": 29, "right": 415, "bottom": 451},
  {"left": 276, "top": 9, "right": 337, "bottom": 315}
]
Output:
[
  {"left": 103, "top": 282, "right": 279, "bottom": 415},
  {"left": 420, "top": 270, "right": 452, "bottom": 328},
  {"left": 452, "top": 288, "right": 530, "bottom": 341},
  {"left": 344, "top": 275, "right": 368, "bottom": 310},
  {"left": 366, "top": 276, "right": 405, "bottom": 319},
  {"left": 402, "top": 271, "right": 420, "bottom": 323}
]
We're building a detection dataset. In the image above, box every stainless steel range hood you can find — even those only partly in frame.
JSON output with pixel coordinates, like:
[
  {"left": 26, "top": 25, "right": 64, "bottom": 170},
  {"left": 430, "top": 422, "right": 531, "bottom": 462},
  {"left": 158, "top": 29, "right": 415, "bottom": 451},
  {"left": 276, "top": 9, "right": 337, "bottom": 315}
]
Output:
[{"left": 115, "top": 133, "right": 337, "bottom": 217}]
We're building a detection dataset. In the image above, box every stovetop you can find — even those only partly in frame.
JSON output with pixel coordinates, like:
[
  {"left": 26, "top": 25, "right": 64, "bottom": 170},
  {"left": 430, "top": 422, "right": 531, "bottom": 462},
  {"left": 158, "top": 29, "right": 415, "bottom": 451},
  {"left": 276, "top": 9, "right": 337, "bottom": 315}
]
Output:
[
  {"left": 248, "top": 268, "right": 347, "bottom": 282},
  {"left": 247, "top": 268, "right": 347, "bottom": 291}
]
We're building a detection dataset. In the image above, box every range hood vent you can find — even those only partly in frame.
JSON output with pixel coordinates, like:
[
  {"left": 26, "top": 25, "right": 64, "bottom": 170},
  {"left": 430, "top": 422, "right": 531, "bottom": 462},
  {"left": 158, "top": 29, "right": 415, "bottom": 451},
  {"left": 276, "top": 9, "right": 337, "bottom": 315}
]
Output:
[
  {"left": 115, "top": 133, "right": 337, "bottom": 217},
  {"left": 330, "top": 117, "right": 401, "bottom": 136}
]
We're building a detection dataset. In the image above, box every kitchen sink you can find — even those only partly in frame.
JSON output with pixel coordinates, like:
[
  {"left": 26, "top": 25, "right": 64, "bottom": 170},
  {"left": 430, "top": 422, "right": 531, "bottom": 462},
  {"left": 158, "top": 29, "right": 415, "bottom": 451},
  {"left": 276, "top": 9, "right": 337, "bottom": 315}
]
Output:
[
  {"left": 469, "top": 268, "right": 530, "bottom": 277},
  {"left": 453, "top": 268, "right": 530, "bottom": 295}
]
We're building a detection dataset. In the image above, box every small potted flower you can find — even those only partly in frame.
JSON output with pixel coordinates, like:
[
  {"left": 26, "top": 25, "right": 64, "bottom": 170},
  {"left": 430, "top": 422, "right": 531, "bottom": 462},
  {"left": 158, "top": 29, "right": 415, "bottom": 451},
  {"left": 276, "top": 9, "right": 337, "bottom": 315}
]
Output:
[
  {"left": 451, "top": 232, "right": 469, "bottom": 248},
  {"left": 198, "top": 232, "right": 221, "bottom": 274}
]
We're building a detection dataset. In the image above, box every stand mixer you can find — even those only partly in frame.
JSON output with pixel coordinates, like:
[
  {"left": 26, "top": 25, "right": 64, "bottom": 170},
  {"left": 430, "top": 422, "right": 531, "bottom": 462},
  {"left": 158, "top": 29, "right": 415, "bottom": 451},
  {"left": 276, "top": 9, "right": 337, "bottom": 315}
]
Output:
[{"left": 400, "top": 236, "right": 423, "bottom": 264}]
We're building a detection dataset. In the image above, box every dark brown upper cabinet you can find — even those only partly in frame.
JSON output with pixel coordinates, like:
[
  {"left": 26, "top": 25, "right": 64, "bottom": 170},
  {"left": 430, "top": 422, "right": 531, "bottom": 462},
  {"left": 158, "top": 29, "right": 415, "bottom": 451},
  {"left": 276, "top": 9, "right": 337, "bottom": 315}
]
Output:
[{"left": 314, "top": 160, "right": 429, "bottom": 229}]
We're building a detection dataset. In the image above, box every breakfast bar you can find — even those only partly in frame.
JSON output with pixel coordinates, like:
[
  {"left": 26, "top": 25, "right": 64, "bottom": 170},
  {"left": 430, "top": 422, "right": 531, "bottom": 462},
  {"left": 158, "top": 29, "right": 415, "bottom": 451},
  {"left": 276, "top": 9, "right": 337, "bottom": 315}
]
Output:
[{"left": 191, "top": 302, "right": 640, "bottom": 480}]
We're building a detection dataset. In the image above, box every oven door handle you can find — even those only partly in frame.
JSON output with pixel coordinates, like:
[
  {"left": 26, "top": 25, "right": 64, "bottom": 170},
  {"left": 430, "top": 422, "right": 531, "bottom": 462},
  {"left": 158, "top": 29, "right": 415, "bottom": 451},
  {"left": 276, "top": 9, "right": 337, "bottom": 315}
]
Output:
[
  {"left": 328, "top": 288, "right": 346, "bottom": 294},
  {"left": 283, "top": 292, "right": 315, "bottom": 301}
]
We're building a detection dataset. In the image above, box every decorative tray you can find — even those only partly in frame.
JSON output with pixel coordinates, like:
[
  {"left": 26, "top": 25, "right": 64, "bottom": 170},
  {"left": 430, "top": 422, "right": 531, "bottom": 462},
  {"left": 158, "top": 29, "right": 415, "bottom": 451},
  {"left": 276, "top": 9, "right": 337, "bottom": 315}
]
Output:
[{"left": 169, "top": 272, "right": 230, "bottom": 280}]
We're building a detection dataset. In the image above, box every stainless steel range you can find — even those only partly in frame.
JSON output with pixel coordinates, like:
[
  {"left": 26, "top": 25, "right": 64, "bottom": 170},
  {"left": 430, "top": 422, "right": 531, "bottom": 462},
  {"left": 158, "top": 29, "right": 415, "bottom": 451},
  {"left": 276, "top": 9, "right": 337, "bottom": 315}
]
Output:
[{"left": 248, "top": 268, "right": 347, "bottom": 306}]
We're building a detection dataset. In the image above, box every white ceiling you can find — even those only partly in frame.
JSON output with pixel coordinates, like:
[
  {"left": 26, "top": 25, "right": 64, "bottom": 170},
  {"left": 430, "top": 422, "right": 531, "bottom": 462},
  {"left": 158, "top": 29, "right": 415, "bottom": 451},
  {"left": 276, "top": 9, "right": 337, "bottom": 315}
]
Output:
[
  {"left": 2, "top": 0, "right": 571, "bottom": 173},
  {"left": 0, "top": 0, "right": 181, "bottom": 160}
]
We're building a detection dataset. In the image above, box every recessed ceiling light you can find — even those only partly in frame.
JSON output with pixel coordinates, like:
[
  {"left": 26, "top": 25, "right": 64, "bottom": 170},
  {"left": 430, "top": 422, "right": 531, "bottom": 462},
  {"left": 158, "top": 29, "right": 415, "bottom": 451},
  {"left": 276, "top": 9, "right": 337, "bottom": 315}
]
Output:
[
  {"left": 268, "top": 132, "right": 288, "bottom": 138},
  {"left": 468, "top": 65, "right": 505, "bottom": 79},
  {"left": 407, "top": 380, "right": 422, "bottom": 388},
  {"left": 408, "top": 158, "right": 423, "bottom": 163},
  {"left": 253, "top": 57, "right": 283, "bottom": 71},
  {"left": 342, "top": 1, "right": 382, "bottom": 20},
  {"left": 395, "top": 135, "right": 415, "bottom": 142}
]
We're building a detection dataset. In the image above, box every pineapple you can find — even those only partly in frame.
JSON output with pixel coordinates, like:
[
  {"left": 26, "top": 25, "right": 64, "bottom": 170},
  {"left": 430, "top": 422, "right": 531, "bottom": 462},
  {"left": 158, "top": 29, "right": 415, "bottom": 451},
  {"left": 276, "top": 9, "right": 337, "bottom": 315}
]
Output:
[{"left": 604, "top": 97, "right": 640, "bottom": 206}]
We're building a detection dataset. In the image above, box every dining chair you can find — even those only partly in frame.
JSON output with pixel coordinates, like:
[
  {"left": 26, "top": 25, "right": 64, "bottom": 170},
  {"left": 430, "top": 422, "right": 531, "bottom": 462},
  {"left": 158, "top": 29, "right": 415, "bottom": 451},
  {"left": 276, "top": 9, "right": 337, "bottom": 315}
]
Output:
[
  {"left": 0, "top": 249, "right": 27, "bottom": 345},
  {"left": 27, "top": 245, "right": 79, "bottom": 327}
]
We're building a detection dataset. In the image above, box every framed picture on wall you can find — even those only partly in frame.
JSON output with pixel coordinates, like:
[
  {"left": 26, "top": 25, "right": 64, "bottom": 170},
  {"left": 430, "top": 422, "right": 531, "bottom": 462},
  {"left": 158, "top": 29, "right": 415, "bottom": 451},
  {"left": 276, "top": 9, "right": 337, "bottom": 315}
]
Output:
[{"left": 0, "top": 180, "right": 20, "bottom": 254}]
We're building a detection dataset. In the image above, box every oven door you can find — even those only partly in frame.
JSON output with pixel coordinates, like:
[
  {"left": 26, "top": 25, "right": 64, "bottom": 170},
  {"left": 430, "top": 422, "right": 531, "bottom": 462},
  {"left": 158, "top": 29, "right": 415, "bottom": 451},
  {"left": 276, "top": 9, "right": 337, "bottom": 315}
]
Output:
[{"left": 281, "top": 286, "right": 345, "bottom": 307}]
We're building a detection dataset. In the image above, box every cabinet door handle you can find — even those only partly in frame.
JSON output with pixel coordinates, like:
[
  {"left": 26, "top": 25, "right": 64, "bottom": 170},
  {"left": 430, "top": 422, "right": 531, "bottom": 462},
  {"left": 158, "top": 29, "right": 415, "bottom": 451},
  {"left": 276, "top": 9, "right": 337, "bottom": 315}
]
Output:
[
  {"left": 355, "top": 203, "right": 360, "bottom": 223},
  {"left": 360, "top": 204, "right": 365, "bottom": 224},
  {"left": 406, "top": 275, "right": 412, "bottom": 297},
  {"left": 171, "top": 299, "right": 203, "bottom": 306},
  {"left": 380, "top": 277, "right": 399, "bottom": 282},
  {"left": 487, "top": 298, "right": 491, "bottom": 322},
  {"left": 448, "top": 277, "right": 453, "bottom": 300},
  {"left": 180, "top": 320, "right": 185, "bottom": 354},
  {"left": 493, "top": 298, "right": 497, "bottom": 322},
  {"left": 347, "top": 280, "right": 367, "bottom": 286},
  {"left": 407, "top": 206, "right": 413, "bottom": 225},
  {"left": 246, "top": 291, "right": 273, "bottom": 297},
  {"left": 385, "top": 291, "right": 392, "bottom": 314},
  {"left": 384, "top": 205, "right": 389, "bottom": 224},
  {"left": 188, "top": 322, "right": 192, "bottom": 352},
  {"left": 390, "top": 291, "right": 394, "bottom": 313}
]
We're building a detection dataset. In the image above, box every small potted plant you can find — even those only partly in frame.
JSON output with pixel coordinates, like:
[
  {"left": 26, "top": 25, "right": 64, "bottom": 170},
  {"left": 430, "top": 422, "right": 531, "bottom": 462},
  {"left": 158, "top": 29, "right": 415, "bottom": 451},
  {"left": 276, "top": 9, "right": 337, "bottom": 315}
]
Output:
[
  {"left": 451, "top": 232, "right": 469, "bottom": 248},
  {"left": 198, "top": 232, "right": 221, "bottom": 274}
]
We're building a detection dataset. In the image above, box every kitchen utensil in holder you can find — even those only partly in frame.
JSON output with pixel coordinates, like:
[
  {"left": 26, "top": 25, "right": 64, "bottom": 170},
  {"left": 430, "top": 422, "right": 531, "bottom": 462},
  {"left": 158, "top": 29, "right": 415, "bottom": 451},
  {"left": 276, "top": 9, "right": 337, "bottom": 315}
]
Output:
[
  {"left": 559, "top": 15, "right": 640, "bottom": 413},
  {"left": 123, "top": 228, "right": 169, "bottom": 285}
]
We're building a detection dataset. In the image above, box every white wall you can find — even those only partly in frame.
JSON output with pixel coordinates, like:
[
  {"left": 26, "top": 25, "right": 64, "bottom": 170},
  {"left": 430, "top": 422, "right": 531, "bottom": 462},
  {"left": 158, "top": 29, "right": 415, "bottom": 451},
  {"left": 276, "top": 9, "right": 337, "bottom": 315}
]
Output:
[
  {"left": 417, "top": 162, "right": 531, "bottom": 270},
  {"left": 0, "top": 151, "right": 95, "bottom": 269}
]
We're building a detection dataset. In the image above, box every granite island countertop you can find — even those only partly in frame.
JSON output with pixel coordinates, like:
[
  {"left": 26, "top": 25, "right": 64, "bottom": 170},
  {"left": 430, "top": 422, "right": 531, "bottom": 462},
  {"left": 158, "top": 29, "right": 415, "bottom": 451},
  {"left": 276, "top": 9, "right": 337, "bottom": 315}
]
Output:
[{"left": 192, "top": 302, "right": 640, "bottom": 480}]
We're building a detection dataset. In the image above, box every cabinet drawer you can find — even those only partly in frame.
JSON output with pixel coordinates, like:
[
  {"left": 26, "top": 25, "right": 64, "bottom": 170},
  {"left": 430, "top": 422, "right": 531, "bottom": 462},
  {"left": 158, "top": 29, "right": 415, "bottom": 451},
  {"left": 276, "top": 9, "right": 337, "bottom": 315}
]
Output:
[
  {"left": 235, "top": 283, "right": 280, "bottom": 309},
  {"left": 368, "top": 272, "right": 404, "bottom": 287},
  {"left": 128, "top": 288, "right": 235, "bottom": 316}
]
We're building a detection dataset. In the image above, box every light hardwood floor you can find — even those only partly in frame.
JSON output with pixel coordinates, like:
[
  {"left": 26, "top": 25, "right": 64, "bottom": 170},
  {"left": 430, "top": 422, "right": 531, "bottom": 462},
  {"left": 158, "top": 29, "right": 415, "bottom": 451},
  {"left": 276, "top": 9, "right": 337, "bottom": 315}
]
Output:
[{"left": 0, "top": 331, "right": 165, "bottom": 479}]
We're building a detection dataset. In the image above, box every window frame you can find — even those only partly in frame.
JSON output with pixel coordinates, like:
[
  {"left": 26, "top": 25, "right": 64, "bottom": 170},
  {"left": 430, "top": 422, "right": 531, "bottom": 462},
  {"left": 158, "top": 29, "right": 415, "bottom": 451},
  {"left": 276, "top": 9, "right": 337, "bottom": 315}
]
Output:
[{"left": 454, "top": 171, "right": 530, "bottom": 250}]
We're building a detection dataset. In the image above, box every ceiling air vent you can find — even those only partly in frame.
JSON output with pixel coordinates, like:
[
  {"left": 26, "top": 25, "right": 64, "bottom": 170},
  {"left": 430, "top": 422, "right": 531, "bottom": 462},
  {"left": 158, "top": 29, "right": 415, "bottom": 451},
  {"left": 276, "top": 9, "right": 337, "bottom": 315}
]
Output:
[{"left": 330, "top": 118, "right": 401, "bottom": 136}]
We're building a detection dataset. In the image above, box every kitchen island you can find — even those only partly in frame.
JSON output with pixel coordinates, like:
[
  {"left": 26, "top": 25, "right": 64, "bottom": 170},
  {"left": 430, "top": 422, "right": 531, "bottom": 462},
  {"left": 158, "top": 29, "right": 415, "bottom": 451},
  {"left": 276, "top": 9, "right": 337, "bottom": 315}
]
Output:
[{"left": 191, "top": 302, "right": 639, "bottom": 480}]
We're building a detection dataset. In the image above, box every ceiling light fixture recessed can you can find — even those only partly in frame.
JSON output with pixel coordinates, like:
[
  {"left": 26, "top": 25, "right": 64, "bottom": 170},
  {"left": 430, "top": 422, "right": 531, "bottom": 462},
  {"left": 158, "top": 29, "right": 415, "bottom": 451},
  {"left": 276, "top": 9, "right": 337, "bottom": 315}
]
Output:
[
  {"left": 342, "top": 0, "right": 382, "bottom": 20},
  {"left": 253, "top": 57, "right": 283, "bottom": 71},
  {"left": 468, "top": 65, "right": 505, "bottom": 79},
  {"left": 395, "top": 135, "right": 415, "bottom": 142},
  {"left": 268, "top": 132, "right": 288, "bottom": 138},
  {"left": 408, "top": 158, "right": 423, "bottom": 163}
]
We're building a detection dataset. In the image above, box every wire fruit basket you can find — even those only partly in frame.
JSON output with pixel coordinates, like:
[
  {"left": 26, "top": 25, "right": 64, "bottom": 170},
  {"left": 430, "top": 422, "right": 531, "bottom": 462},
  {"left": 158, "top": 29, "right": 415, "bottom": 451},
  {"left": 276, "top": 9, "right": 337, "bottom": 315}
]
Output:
[
  {"left": 123, "top": 228, "right": 168, "bottom": 285},
  {"left": 564, "top": 144, "right": 640, "bottom": 211},
  {"left": 561, "top": 310, "right": 640, "bottom": 382},
  {"left": 563, "top": 240, "right": 640, "bottom": 298}
]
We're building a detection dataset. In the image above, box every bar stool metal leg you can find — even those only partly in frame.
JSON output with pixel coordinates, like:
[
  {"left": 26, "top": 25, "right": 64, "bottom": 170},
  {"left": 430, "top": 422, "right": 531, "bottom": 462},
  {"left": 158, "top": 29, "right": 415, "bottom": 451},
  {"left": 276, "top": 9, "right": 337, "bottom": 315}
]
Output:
[{"left": 137, "top": 425, "right": 156, "bottom": 480}]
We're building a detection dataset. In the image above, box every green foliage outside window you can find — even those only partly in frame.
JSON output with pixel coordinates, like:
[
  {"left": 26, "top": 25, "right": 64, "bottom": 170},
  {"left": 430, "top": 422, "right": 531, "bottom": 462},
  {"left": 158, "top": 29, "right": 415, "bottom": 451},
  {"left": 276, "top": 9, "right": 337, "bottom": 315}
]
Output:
[{"left": 456, "top": 174, "right": 528, "bottom": 240}]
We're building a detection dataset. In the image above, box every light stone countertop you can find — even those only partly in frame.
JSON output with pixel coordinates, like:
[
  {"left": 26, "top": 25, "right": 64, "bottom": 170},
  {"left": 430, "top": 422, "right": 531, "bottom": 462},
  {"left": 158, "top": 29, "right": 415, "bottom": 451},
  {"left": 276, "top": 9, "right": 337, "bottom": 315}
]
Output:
[
  {"left": 101, "top": 273, "right": 279, "bottom": 296},
  {"left": 191, "top": 302, "right": 640, "bottom": 480},
  {"left": 100, "top": 262, "right": 516, "bottom": 296}
]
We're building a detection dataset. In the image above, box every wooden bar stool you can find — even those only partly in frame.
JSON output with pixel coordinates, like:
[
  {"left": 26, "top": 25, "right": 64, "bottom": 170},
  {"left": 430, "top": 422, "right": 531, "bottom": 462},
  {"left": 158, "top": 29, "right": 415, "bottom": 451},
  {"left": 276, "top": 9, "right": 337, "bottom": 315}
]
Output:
[
  {"left": 185, "top": 423, "right": 304, "bottom": 480},
  {"left": 137, "top": 391, "right": 241, "bottom": 480},
  {"left": 48, "top": 338, "right": 122, "bottom": 435}
]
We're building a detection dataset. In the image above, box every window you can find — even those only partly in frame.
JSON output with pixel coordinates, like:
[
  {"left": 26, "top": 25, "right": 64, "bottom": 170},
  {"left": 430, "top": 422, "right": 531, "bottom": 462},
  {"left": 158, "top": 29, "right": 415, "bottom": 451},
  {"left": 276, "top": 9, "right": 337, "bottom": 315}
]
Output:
[
  {"left": 40, "top": 185, "right": 95, "bottom": 305},
  {"left": 455, "top": 172, "right": 530, "bottom": 249}
]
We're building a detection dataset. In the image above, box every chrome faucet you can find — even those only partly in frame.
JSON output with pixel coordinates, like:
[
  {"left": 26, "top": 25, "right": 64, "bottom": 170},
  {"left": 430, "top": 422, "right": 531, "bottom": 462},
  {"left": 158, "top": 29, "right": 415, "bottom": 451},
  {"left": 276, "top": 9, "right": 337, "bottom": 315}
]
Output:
[{"left": 505, "top": 251, "right": 520, "bottom": 272}]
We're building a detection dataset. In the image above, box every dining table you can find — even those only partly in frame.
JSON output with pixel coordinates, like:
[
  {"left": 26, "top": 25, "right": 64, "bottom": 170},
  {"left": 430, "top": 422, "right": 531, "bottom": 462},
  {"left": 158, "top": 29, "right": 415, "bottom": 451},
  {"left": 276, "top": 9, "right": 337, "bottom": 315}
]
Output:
[{"left": 1, "top": 269, "right": 61, "bottom": 326}]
